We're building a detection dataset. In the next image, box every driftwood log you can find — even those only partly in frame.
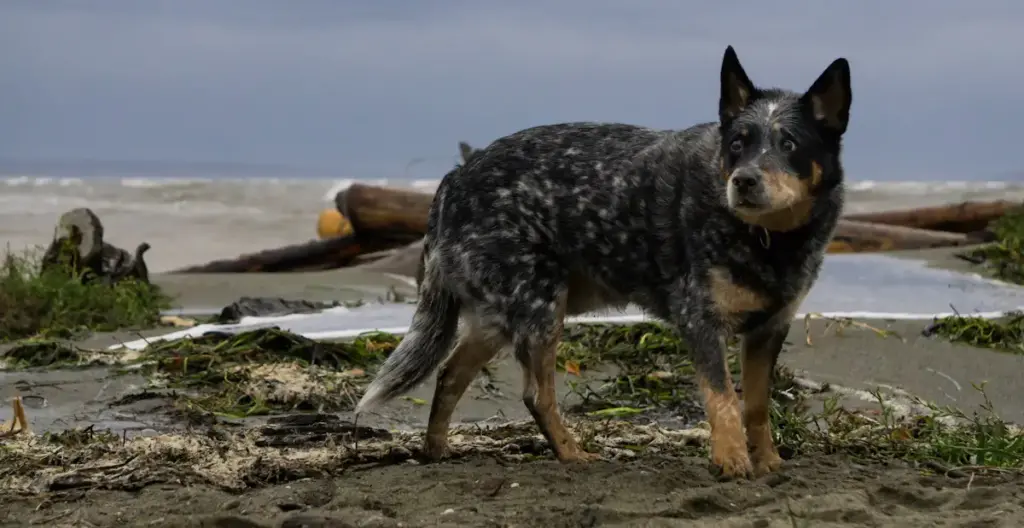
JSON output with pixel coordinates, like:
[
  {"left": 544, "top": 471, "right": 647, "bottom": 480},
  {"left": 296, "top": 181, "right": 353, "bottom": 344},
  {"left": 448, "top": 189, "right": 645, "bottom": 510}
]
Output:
[
  {"left": 845, "top": 200, "right": 1020, "bottom": 234},
  {"left": 40, "top": 208, "right": 151, "bottom": 284},
  {"left": 827, "top": 220, "right": 978, "bottom": 253},
  {"left": 169, "top": 235, "right": 367, "bottom": 273},
  {"left": 334, "top": 183, "right": 433, "bottom": 240}
]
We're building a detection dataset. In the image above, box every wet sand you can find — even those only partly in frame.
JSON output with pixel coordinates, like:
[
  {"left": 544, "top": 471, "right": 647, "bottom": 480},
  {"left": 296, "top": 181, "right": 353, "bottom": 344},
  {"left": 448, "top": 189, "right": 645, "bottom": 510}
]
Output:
[{"left": 3, "top": 246, "right": 1023, "bottom": 527}]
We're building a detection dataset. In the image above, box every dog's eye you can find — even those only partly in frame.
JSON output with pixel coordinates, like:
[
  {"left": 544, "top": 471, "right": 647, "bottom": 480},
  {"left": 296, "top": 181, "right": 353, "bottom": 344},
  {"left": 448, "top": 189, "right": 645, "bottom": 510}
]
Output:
[
  {"left": 729, "top": 139, "right": 744, "bottom": 153},
  {"left": 781, "top": 139, "right": 797, "bottom": 152}
]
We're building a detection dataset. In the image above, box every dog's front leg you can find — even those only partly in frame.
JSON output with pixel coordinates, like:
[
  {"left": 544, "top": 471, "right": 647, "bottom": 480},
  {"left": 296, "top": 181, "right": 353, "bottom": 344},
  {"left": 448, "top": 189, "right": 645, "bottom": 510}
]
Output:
[
  {"left": 741, "top": 323, "right": 788, "bottom": 476},
  {"left": 681, "top": 320, "right": 753, "bottom": 479}
]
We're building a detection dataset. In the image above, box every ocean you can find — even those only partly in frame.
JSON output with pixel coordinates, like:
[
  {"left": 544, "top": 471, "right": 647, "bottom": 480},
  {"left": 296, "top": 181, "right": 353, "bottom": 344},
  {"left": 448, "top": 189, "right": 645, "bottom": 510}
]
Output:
[{"left": 2, "top": 175, "right": 1023, "bottom": 273}]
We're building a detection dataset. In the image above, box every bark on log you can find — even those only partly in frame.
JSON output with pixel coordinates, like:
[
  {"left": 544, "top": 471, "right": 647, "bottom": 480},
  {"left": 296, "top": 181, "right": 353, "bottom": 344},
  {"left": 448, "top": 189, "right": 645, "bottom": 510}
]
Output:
[
  {"left": 169, "top": 234, "right": 367, "bottom": 273},
  {"left": 334, "top": 183, "right": 434, "bottom": 236},
  {"left": 40, "top": 208, "right": 152, "bottom": 284},
  {"left": 844, "top": 200, "right": 1020, "bottom": 234}
]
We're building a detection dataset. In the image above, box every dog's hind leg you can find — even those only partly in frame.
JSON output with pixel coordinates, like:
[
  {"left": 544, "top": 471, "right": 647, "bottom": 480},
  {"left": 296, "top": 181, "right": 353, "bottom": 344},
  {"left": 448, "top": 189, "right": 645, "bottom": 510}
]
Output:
[
  {"left": 516, "top": 290, "right": 599, "bottom": 463},
  {"left": 423, "top": 320, "right": 499, "bottom": 460},
  {"left": 741, "top": 323, "right": 788, "bottom": 476}
]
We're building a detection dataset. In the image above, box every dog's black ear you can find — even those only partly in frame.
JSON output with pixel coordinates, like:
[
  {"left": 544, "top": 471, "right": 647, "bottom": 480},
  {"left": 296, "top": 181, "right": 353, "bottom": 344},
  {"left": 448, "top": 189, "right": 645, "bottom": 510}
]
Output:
[
  {"left": 800, "top": 58, "right": 852, "bottom": 135},
  {"left": 719, "top": 46, "right": 757, "bottom": 123}
]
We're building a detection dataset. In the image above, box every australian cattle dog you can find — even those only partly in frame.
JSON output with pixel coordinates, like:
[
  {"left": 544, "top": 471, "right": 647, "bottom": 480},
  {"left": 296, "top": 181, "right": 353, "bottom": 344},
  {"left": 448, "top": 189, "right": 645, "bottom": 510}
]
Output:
[{"left": 357, "top": 46, "right": 852, "bottom": 479}]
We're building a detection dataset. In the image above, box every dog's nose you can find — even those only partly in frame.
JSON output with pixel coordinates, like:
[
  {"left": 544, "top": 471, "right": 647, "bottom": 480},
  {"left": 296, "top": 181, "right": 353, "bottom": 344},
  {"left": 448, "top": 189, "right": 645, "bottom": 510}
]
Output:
[{"left": 731, "top": 172, "right": 759, "bottom": 191}]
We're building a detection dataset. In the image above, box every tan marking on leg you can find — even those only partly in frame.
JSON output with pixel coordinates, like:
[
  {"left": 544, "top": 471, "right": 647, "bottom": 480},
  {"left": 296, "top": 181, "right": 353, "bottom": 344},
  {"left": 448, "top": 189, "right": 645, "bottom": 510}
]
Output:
[
  {"left": 709, "top": 267, "right": 769, "bottom": 330},
  {"left": 741, "top": 343, "right": 782, "bottom": 476},
  {"left": 423, "top": 325, "right": 499, "bottom": 460},
  {"left": 739, "top": 289, "right": 807, "bottom": 474},
  {"left": 522, "top": 293, "right": 599, "bottom": 463},
  {"left": 699, "top": 374, "right": 752, "bottom": 479}
]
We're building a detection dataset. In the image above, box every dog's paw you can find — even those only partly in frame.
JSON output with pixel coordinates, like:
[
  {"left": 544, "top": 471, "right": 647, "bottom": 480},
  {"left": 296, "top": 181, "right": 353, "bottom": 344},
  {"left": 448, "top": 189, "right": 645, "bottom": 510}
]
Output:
[
  {"left": 711, "top": 450, "right": 754, "bottom": 480},
  {"left": 751, "top": 448, "right": 783, "bottom": 476},
  {"left": 421, "top": 438, "right": 451, "bottom": 462}
]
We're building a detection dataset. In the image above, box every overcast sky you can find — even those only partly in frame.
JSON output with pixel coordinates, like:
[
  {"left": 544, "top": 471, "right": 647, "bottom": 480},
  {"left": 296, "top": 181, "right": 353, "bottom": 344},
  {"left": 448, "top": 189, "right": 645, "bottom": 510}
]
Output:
[{"left": 2, "top": 1, "right": 1022, "bottom": 181}]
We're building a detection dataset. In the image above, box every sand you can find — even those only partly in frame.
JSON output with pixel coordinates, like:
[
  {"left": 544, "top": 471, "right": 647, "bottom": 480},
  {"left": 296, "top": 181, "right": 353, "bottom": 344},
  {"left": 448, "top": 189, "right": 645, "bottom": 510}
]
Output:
[{"left": 3, "top": 246, "right": 1023, "bottom": 527}]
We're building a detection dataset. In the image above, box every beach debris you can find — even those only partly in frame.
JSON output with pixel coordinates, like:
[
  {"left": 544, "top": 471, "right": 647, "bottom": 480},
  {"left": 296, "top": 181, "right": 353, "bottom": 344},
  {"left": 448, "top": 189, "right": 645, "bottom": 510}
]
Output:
[
  {"left": 315, "top": 207, "right": 354, "bottom": 240},
  {"left": 923, "top": 311, "right": 1023, "bottom": 354},
  {"left": 0, "top": 339, "right": 90, "bottom": 368},
  {"left": 135, "top": 328, "right": 400, "bottom": 419},
  {"left": 0, "top": 416, "right": 710, "bottom": 493},
  {"left": 39, "top": 207, "right": 151, "bottom": 285},
  {"left": 216, "top": 297, "right": 344, "bottom": 323},
  {"left": 160, "top": 315, "right": 197, "bottom": 328},
  {"left": 0, "top": 397, "right": 29, "bottom": 439},
  {"left": 802, "top": 313, "right": 901, "bottom": 346}
]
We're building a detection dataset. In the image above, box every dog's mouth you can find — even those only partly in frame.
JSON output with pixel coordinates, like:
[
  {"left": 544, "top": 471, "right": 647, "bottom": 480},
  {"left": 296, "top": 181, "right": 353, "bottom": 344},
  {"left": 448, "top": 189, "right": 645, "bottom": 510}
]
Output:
[{"left": 726, "top": 189, "right": 771, "bottom": 212}]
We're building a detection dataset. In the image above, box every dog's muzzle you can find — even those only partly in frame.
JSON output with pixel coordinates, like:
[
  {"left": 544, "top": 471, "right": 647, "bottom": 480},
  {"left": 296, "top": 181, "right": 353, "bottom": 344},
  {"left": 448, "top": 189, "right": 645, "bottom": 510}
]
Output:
[{"left": 727, "top": 168, "right": 767, "bottom": 209}]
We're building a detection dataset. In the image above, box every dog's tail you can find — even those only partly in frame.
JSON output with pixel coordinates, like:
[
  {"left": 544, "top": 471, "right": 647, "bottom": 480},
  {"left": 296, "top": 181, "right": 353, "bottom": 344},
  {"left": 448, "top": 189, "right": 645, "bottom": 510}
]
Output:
[{"left": 355, "top": 252, "right": 460, "bottom": 413}]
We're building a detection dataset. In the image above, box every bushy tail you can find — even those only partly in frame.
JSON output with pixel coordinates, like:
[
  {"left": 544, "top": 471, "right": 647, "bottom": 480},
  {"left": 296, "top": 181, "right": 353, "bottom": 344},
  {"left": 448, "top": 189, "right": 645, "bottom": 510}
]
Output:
[{"left": 355, "top": 268, "right": 460, "bottom": 413}]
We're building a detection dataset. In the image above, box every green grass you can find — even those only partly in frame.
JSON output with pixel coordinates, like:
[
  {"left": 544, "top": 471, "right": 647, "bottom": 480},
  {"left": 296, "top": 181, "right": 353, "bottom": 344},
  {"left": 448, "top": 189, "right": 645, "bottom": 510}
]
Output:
[
  {"left": 961, "top": 206, "right": 1024, "bottom": 285},
  {"left": 557, "top": 323, "right": 787, "bottom": 420},
  {"left": 772, "top": 383, "right": 1024, "bottom": 471},
  {"left": 0, "top": 247, "right": 172, "bottom": 343}
]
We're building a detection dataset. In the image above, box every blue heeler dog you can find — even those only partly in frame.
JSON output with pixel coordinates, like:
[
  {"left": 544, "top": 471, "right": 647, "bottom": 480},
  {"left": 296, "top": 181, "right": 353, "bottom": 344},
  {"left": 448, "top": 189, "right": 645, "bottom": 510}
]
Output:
[{"left": 357, "top": 46, "right": 851, "bottom": 479}]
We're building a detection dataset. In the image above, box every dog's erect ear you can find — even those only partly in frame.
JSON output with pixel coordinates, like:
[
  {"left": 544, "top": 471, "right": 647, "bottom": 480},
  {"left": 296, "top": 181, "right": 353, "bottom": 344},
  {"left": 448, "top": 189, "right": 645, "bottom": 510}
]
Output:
[
  {"left": 719, "top": 46, "right": 757, "bottom": 123},
  {"left": 800, "top": 58, "right": 852, "bottom": 135}
]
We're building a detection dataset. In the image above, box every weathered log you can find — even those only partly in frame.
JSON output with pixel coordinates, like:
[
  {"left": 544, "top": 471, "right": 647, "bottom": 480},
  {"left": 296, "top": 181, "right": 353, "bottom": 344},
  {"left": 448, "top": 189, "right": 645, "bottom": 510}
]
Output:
[
  {"left": 844, "top": 200, "right": 1021, "bottom": 234},
  {"left": 334, "top": 183, "right": 434, "bottom": 236},
  {"left": 169, "top": 234, "right": 367, "bottom": 273},
  {"left": 827, "top": 220, "right": 973, "bottom": 253},
  {"left": 351, "top": 239, "right": 425, "bottom": 281},
  {"left": 40, "top": 208, "right": 152, "bottom": 284}
]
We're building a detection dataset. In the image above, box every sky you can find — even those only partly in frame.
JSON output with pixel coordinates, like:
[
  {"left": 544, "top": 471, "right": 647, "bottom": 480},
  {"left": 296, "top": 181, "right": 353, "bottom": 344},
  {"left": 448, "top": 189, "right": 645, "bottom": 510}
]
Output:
[{"left": 2, "top": 1, "right": 1023, "bottom": 182}]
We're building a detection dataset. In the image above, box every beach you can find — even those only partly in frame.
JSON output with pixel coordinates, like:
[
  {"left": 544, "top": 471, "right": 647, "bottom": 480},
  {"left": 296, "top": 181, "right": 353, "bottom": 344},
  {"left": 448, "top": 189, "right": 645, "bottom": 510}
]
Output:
[{"left": 2, "top": 241, "right": 1023, "bottom": 527}]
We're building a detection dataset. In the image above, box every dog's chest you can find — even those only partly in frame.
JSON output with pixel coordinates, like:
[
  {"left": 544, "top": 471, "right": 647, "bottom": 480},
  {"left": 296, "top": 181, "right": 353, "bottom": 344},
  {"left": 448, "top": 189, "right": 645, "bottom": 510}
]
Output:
[{"left": 704, "top": 237, "right": 824, "bottom": 333}]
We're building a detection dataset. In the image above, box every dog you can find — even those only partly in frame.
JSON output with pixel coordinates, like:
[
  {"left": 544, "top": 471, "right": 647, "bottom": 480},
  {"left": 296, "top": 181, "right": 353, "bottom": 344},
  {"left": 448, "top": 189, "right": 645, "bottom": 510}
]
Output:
[{"left": 356, "top": 46, "right": 851, "bottom": 479}]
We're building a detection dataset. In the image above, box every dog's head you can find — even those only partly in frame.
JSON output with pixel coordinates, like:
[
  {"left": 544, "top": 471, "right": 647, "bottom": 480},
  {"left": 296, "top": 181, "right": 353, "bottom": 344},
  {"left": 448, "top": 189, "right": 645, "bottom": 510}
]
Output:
[{"left": 717, "top": 46, "right": 851, "bottom": 231}]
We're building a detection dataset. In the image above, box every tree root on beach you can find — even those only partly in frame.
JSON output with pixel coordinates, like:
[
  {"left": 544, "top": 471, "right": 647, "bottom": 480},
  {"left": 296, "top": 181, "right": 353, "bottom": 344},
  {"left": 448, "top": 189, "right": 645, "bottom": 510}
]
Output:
[{"left": 40, "top": 208, "right": 152, "bottom": 286}]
